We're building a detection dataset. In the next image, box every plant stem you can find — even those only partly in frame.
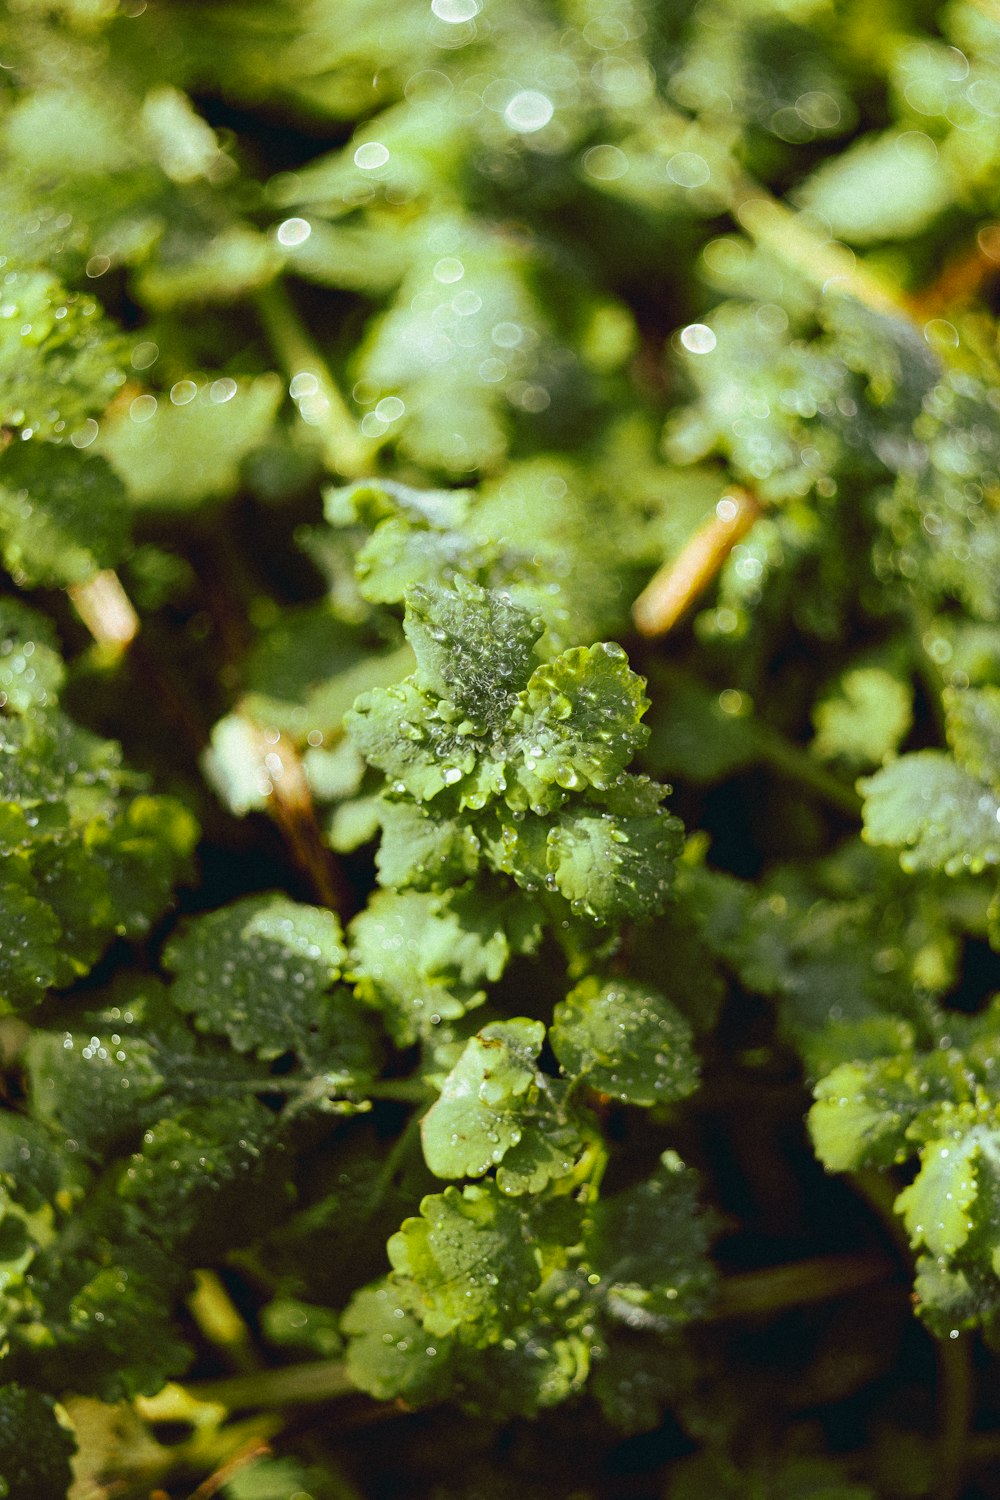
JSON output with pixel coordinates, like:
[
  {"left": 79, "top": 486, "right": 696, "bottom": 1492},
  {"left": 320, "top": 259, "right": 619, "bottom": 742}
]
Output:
[
  {"left": 728, "top": 171, "right": 910, "bottom": 319},
  {"left": 909, "top": 605, "right": 950, "bottom": 745},
  {"left": 187, "top": 1270, "right": 261, "bottom": 1376},
  {"left": 849, "top": 1168, "right": 913, "bottom": 1260},
  {"left": 67, "top": 569, "right": 139, "bottom": 651},
  {"left": 186, "top": 1358, "right": 354, "bottom": 1412},
  {"left": 753, "top": 722, "right": 862, "bottom": 819},
  {"left": 249, "top": 723, "right": 354, "bottom": 914},
  {"left": 935, "top": 1332, "right": 973, "bottom": 1500},
  {"left": 650, "top": 662, "right": 861, "bottom": 818},
  {"left": 254, "top": 281, "right": 373, "bottom": 479},
  {"left": 712, "top": 1252, "right": 894, "bottom": 1319},
  {"left": 633, "top": 487, "right": 763, "bottom": 636},
  {"left": 365, "top": 1078, "right": 435, "bottom": 1103}
]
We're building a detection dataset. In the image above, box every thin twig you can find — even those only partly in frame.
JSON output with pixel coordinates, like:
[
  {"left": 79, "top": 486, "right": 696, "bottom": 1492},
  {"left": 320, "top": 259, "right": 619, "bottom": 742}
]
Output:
[
  {"left": 910, "top": 222, "right": 1000, "bottom": 319},
  {"left": 250, "top": 723, "right": 353, "bottom": 914},
  {"left": 186, "top": 1438, "right": 272, "bottom": 1500},
  {"left": 633, "top": 486, "right": 764, "bottom": 636}
]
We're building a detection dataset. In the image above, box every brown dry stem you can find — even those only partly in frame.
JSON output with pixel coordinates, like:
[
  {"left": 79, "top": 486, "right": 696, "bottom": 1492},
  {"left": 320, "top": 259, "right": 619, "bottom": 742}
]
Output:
[
  {"left": 251, "top": 724, "right": 353, "bottom": 914},
  {"left": 633, "top": 486, "right": 763, "bottom": 636},
  {"left": 68, "top": 570, "right": 139, "bottom": 651}
]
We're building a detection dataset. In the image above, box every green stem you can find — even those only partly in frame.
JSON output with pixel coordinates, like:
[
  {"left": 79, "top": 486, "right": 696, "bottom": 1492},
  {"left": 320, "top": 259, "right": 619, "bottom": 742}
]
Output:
[
  {"left": 187, "top": 1269, "right": 261, "bottom": 1376},
  {"left": 712, "top": 1252, "right": 894, "bottom": 1319},
  {"left": 849, "top": 1167, "right": 913, "bottom": 1261},
  {"left": 203, "top": 1073, "right": 431, "bottom": 1106},
  {"left": 329, "top": 1108, "right": 425, "bottom": 1261},
  {"left": 366, "top": 1106, "right": 425, "bottom": 1202},
  {"left": 753, "top": 723, "right": 862, "bottom": 819},
  {"left": 728, "top": 171, "right": 908, "bottom": 318},
  {"left": 254, "top": 280, "right": 373, "bottom": 478},
  {"left": 365, "top": 1078, "right": 435, "bottom": 1103},
  {"left": 935, "top": 1332, "right": 973, "bottom": 1500},
  {"left": 186, "top": 1358, "right": 354, "bottom": 1412}
]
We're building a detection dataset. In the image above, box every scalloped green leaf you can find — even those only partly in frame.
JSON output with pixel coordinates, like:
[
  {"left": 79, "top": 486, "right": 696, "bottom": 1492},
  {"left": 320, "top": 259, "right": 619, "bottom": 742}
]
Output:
[
  {"left": 551, "top": 977, "right": 698, "bottom": 1106},
  {"left": 860, "top": 751, "right": 1000, "bottom": 874},
  {"left": 386, "top": 1183, "right": 541, "bottom": 1345},
  {"left": 164, "top": 893, "right": 347, "bottom": 1059},
  {"left": 0, "top": 443, "right": 128, "bottom": 588}
]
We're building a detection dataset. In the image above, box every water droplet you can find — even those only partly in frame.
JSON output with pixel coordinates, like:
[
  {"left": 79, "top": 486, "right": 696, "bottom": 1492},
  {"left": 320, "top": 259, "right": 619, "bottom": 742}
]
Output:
[
  {"left": 504, "top": 91, "right": 554, "bottom": 134},
  {"left": 680, "top": 323, "right": 717, "bottom": 354},
  {"left": 431, "top": 0, "right": 480, "bottom": 19},
  {"left": 355, "top": 141, "right": 390, "bottom": 170},
  {"left": 583, "top": 144, "right": 628, "bottom": 181},
  {"left": 277, "top": 216, "right": 312, "bottom": 247}
]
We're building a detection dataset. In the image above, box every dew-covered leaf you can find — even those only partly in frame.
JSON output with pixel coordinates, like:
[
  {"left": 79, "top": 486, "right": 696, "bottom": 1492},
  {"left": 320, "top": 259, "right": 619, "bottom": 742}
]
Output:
[
  {"left": 0, "top": 1384, "right": 76, "bottom": 1500},
  {"left": 347, "top": 888, "right": 527, "bottom": 1047},
  {"left": 586, "top": 1153, "right": 718, "bottom": 1329},
  {"left": 386, "top": 1183, "right": 541, "bottom": 1345},
  {"left": 860, "top": 751, "right": 1000, "bottom": 874},
  {"left": 98, "top": 373, "right": 283, "bottom": 508},
  {"left": 164, "top": 893, "right": 347, "bottom": 1059},
  {"left": 551, "top": 977, "right": 699, "bottom": 1106},
  {"left": 812, "top": 667, "right": 913, "bottom": 768},
  {"left": 0, "top": 443, "right": 128, "bottom": 588}
]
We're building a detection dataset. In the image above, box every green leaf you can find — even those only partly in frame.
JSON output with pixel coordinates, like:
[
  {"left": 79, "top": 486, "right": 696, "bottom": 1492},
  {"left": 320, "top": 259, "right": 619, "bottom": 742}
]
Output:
[
  {"left": 809, "top": 1055, "right": 928, "bottom": 1173},
  {"left": 0, "top": 600, "right": 64, "bottom": 714},
  {"left": 25, "top": 998, "right": 169, "bottom": 1157},
  {"left": 260, "top": 1297, "right": 343, "bottom": 1358},
  {"left": 116, "top": 1097, "right": 280, "bottom": 1255},
  {"left": 944, "top": 685, "right": 1000, "bottom": 790},
  {"left": 590, "top": 1332, "right": 695, "bottom": 1434},
  {"left": 895, "top": 1128, "right": 986, "bottom": 1260},
  {"left": 0, "top": 443, "right": 128, "bottom": 587},
  {"left": 0, "top": 267, "right": 129, "bottom": 438},
  {"left": 504, "top": 642, "right": 650, "bottom": 810},
  {"left": 136, "top": 224, "right": 282, "bottom": 308},
  {"left": 387, "top": 1182, "right": 541, "bottom": 1345},
  {"left": 421, "top": 1019, "right": 544, "bottom": 1180},
  {"left": 420, "top": 1018, "right": 585, "bottom": 1194},
  {"left": 541, "top": 785, "right": 683, "bottom": 922},
  {"left": 798, "top": 129, "right": 951, "bottom": 243},
  {"left": 88, "top": 794, "right": 199, "bottom": 942},
  {"left": 0, "top": 883, "right": 67, "bottom": 1008},
  {"left": 586, "top": 1153, "right": 718, "bottom": 1329},
  {"left": 645, "top": 672, "right": 759, "bottom": 785},
  {"left": 373, "top": 799, "right": 482, "bottom": 889},
  {"left": 551, "top": 977, "right": 699, "bottom": 1106},
  {"left": 860, "top": 751, "right": 1000, "bottom": 874},
  {"left": 164, "top": 893, "right": 347, "bottom": 1059},
  {"left": 238, "top": 599, "right": 414, "bottom": 742},
  {"left": 97, "top": 373, "right": 283, "bottom": 508},
  {"left": 404, "top": 578, "right": 539, "bottom": 729},
  {"left": 342, "top": 1281, "right": 454, "bottom": 1404},
  {"left": 812, "top": 667, "right": 913, "bottom": 768},
  {"left": 347, "top": 888, "right": 527, "bottom": 1047},
  {"left": 0, "top": 1384, "right": 76, "bottom": 1500}
]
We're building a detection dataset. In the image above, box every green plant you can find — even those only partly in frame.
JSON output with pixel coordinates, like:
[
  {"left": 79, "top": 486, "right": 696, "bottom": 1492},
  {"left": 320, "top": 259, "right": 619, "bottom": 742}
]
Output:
[{"left": 5, "top": 2, "right": 1000, "bottom": 1497}]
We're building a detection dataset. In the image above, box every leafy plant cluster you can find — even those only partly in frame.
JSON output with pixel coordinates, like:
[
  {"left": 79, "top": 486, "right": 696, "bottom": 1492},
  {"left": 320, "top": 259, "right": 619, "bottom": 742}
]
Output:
[{"left": 6, "top": 0, "right": 1000, "bottom": 1497}]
